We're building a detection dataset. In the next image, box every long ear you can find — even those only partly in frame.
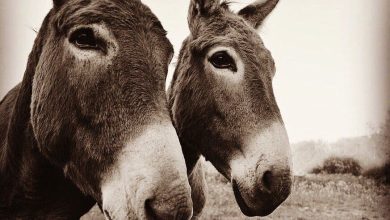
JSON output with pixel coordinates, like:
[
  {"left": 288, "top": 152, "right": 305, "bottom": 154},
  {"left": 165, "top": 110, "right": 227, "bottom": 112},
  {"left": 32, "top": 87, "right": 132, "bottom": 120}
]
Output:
[
  {"left": 238, "top": 0, "right": 279, "bottom": 29},
  {"left": 2, "top": 10, "right": 53, "bottom": 183},
  {"left": 188, "top": 0, "right": 220, "bottom": 33}
]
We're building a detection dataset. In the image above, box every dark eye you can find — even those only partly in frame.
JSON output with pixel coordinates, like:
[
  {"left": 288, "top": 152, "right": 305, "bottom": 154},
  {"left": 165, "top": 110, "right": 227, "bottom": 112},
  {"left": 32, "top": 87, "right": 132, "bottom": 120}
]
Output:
[
  {"left": 69, "top": 28, "right": 99, "bottom": 50},
  {"left": 208, "top": 51, "right": 237, "bottom": 72}
]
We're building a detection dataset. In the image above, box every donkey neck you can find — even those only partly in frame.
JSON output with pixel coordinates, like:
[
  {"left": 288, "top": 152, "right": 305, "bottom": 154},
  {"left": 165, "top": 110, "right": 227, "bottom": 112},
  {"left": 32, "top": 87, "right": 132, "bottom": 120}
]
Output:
[
  {"left": 0, "top": 64, "right": 95, "bottom": 219},
  {"left": 0, "top": 85, "right": 95, "bottom": 219},
  {"left": 181, "top": 141, "right": 202, "bottom": 175},
  {"left": 0, "top": 10, "right": 95, "bottom": 218}
]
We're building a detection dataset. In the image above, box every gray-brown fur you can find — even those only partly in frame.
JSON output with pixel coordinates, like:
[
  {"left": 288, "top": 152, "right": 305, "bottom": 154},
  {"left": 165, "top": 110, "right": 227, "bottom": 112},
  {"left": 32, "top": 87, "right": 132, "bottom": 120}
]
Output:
[
  {"left": 0, "top": 0, "right": 181, "bottom": 219},
  {"left": 168, "top": 0, "right": 292, "bottom": 217}
]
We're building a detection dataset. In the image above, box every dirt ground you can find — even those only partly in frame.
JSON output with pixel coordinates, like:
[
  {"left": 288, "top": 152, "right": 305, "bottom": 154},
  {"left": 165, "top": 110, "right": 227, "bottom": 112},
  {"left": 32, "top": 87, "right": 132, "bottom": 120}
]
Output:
[{"left": 82, "top": 164, "right": 390, "bottom": 220}]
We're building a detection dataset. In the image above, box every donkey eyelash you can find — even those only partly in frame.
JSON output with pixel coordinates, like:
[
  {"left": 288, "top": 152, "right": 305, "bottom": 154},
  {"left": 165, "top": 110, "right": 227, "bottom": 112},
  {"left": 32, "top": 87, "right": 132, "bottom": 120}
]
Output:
[
  {"left": 208, "top": 51, "right": 238, "bottom": 72},
  {"left": 69, "top": 27, "right": 107, "bottom": 54}
]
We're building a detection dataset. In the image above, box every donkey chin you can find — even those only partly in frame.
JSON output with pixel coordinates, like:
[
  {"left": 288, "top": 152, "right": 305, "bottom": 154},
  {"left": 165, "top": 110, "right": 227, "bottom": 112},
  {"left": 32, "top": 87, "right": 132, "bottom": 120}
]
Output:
[
  {"left": 230, "top": 122, "right": 293, "bottom": 217},
  {"left": 100, "top": 122, "right": 193, "bottom": 220}
]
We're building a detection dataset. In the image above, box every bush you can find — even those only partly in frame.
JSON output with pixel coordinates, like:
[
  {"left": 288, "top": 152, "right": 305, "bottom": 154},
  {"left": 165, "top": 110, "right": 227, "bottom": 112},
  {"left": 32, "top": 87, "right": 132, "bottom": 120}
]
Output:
[
  {"left": 311, "top": 166, "right": 323, "bottom": 174},
  {"left": 310, "top": 157, "right": 362, "bottom": 176},
  {"left": 364, "top": 162, "right": 390, "bottom": 184}
]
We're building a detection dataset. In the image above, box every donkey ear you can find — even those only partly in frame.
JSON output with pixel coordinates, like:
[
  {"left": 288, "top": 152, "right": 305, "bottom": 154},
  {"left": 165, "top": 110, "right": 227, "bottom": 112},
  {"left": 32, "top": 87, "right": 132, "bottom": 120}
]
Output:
[
  {"left": 238, "top": 0, "right": 279, "bottom": 29},
  {"left": 188, "top": 0, "right": 220, "bottom": 33},
  {"left": 53, "top": 0, "right": 66, "bottom": 8}
]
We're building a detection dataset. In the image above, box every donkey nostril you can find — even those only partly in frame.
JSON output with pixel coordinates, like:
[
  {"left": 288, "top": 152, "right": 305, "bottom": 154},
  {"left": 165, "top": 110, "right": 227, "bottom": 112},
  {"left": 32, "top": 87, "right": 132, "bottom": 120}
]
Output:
[
  {"left": 262, "top": 170, "right": 273, "bottom": 191},
  {"left": 145, "top": 199, "right": 158, "bottom": 219},
  {"left": 145, "top": 198, "right": 192, "bottom": 220}
]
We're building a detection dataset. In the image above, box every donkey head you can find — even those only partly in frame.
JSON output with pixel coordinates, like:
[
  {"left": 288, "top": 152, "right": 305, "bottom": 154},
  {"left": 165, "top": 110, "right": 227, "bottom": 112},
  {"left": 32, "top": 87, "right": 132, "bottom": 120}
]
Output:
[
  {"left": 29, "top": 0, "right": 192, "bottom": 219},
  {"left": 169, "top": 0, "right": 292, "bottom": 216}
]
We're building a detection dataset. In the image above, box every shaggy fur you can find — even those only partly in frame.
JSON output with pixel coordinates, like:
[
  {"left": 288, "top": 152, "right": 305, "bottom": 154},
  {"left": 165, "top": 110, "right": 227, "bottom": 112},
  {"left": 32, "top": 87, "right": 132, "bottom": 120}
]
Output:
[
  {"left": 168, "top": 0, "right": 291, "bottom": 217},
  {"left": 0, "top": 0, "right": 176, "bottom": 219}
]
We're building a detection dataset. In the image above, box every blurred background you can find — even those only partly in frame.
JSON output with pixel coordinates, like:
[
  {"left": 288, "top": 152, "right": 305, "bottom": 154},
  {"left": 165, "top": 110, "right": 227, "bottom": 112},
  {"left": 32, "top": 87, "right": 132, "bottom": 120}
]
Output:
[{"left": 1, "top": 0, "right": 389, "bottom": 219}]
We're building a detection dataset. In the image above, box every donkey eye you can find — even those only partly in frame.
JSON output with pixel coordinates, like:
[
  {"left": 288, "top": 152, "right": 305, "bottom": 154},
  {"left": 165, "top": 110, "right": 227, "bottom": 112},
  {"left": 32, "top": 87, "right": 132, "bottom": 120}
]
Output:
[
  {"left": 208, "top": 51, "right": 237, "bottom": 72},
  {"left": 69, "top": 28, "right": 99, "bottom": 50}
]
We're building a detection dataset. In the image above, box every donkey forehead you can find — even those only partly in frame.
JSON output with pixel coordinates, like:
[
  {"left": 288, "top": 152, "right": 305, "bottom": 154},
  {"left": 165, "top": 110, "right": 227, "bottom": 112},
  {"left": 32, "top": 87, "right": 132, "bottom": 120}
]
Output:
[
  {"left": 54, "top": 0, "right": 167, "bottom": 35},
  {"left": 192, "top": 14, "right": 264, "bottom": 53}
]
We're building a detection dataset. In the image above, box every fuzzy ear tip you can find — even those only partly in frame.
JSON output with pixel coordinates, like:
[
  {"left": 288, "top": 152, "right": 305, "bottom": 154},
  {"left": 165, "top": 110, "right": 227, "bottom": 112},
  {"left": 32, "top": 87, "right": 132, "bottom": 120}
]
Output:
[
  {"left": 237, "top": 5, "right": 256, "bottom": 17},
  {"left": 271, "top": 0, "right": 280, "bottom": 7},
  {"left": 52, "top": 0, "right": 65, "bottom": 8},
  {"left": 238, "top": 0, "right": 280, "bottom": 29}
]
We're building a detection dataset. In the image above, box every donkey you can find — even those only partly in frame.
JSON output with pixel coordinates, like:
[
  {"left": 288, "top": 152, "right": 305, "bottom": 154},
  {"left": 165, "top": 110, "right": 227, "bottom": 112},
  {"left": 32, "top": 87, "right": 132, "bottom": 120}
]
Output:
[
  {"left": 0, "top": 0, "right": 193, "bottom": 219},
  {"left": 168, "top": 0, "right": 292, "bottom": 217}
]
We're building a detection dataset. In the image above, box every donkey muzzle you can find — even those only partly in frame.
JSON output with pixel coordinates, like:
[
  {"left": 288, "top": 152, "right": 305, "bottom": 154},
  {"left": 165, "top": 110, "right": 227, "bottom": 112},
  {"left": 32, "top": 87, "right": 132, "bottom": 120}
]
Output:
[
  {"left": 230, "top": 122, "right": 293, "bottom": 216},
  {"left": 101, "top": 121, "right": 193, "bottom": 220},
  {"left": 232, "top": 167, "right": 292, "bottom": 216}
]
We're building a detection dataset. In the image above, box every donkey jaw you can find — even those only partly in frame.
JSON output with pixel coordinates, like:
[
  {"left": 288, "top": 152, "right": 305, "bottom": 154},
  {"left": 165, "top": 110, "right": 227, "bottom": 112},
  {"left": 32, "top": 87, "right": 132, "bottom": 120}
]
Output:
[
  {"left": 232, "top": 179, "right": 275, "bottom": 217},
  {"left": 232, "top": 176, "right": 291, "bottom": 217},
  {"left": 100, "top": 121, "right": 193, "bottom": 220}
]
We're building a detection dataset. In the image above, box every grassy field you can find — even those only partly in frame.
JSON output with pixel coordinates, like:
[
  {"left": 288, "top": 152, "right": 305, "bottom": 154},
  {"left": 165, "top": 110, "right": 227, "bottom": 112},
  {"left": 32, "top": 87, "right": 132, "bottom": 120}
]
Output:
[{"left": 82, "top": 163, "right": 390, "bottom": 220}]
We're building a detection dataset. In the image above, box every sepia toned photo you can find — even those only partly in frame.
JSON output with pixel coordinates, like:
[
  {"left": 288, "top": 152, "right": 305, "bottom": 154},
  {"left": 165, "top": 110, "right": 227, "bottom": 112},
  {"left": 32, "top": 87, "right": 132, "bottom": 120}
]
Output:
[{"left": 0, "top": 0, "right": 389, "bottom": 219}]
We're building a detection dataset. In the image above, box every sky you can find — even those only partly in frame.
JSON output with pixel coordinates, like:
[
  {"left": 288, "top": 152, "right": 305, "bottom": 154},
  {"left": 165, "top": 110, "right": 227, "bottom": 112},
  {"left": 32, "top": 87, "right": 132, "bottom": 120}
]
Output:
[{"left": 0, "top": 0, "right": 389, "bottom": 143}]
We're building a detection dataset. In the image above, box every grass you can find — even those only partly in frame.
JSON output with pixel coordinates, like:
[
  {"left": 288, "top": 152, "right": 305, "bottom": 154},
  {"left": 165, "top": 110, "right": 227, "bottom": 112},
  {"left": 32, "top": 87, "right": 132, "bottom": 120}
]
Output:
[{"left": 82, "top": 163, "right": 390, "bottom": 220}]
